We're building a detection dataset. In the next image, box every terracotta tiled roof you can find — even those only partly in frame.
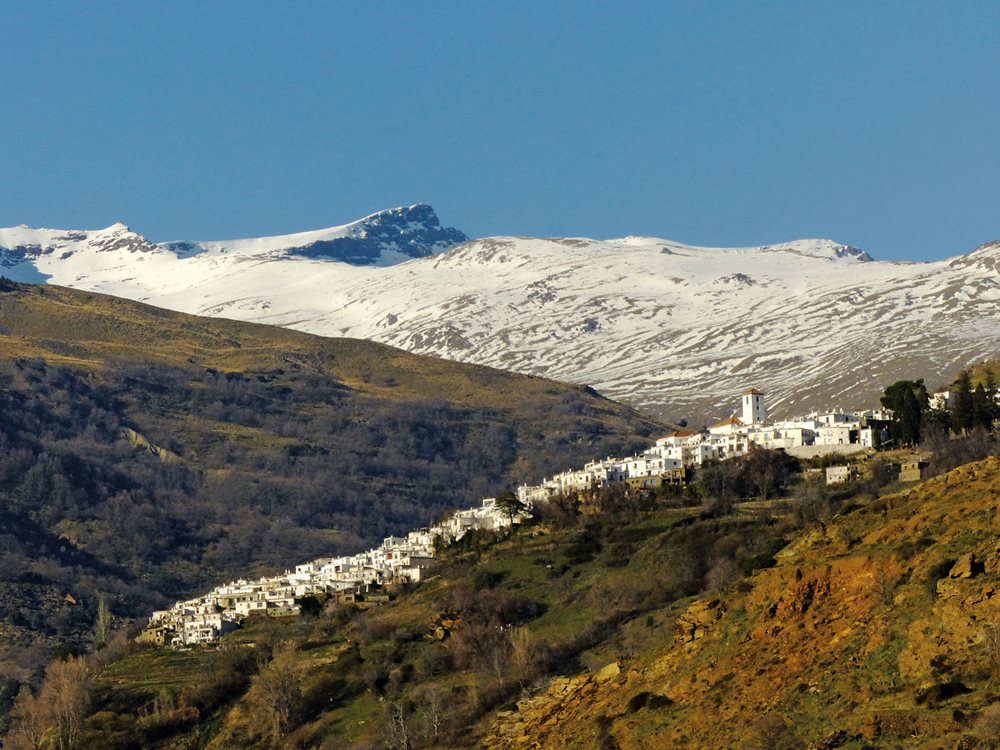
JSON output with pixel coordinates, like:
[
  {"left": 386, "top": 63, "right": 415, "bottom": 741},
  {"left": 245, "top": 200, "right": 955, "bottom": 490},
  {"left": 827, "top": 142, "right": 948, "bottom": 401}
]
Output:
[
  {"left": 659, "top": 430, "right": 699, "bottom": 439},
  {"left": 710, "top": 416, "right": 743, "bottom": 429}
]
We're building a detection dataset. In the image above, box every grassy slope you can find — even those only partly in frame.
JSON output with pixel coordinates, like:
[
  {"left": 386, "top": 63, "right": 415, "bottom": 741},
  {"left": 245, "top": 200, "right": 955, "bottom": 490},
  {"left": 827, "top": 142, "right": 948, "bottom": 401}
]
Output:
[
  {"left": 68, "top": 492, "right": 797, "bottom": 749},
  {"left": 486, "top": 457, "right": 1000, "bottom": 749},
  {"left": 0, "top": 282, "right": 645, "bottom": 413},
  {"left": 28, "top": 434, "right": 1000, "bottom": 749}
]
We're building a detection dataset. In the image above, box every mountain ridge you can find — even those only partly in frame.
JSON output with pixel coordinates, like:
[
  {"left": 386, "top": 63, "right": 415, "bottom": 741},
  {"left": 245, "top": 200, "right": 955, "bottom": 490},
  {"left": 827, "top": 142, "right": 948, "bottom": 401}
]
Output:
[
  {"left": 2, "top": 209, "right": 998, "bottom": 422},
  {"left": 0, "top": 204, "right": 468, "bottom": 271}
]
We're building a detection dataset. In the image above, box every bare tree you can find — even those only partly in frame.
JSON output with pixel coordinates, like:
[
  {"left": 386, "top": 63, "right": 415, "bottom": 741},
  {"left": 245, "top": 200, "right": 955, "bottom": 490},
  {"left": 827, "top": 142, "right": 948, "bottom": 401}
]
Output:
[
  {"left": 508, "top": 626, "right": 534, "bottom": 690},
  {"left": 743, "top": 713, "right": 802, "bottom": 750},
  {"left": 385, "top": 701, "right": 411, "bottom": 750},
  {"left": 417, "top": 685, "right": 446, "bottom": 740},
  {"left": 6, "top": 685, "right": 48, "bottom": 750},
  {"left": 874, "top": 559, "right": 895, "bottom": 607},
  {"left": 248, "top": 645, "right": 303, "bottom": 744},
  {"left": 705, "top": 557, "right": 742, "bottom": 593},
  {"left": 39, "top": 657, "right": 93, "bottom": 750},
  {"left": 489, "top": 635, "right": 509, "bottom": 691}
]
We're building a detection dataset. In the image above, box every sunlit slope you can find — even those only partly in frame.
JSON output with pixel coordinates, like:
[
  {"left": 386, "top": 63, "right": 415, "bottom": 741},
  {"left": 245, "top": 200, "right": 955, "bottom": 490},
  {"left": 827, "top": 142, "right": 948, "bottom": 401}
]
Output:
[{"left": 486, "top": 457, "right": 1000, "bottom": 749}]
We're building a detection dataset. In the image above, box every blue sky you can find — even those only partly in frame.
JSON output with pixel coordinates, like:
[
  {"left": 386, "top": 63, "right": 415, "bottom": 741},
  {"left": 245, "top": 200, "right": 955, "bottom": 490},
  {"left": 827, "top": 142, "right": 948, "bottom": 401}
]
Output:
[{"left": 1, "top": 2, "right": 998, "bottom": 261}]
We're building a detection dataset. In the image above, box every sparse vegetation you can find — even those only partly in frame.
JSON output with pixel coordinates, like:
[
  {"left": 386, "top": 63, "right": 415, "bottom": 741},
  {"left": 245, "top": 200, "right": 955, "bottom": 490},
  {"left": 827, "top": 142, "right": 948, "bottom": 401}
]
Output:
[{"left": 0, "top": 469, "right": 804, "bottom": 749}]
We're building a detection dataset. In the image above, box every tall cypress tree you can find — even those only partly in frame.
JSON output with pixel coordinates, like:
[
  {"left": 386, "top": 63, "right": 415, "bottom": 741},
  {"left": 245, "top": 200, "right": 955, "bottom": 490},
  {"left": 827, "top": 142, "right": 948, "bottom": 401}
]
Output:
[
  {"left": 898, "top": 387, "right": 923, "bottom": 446},
  {"left": 951, "top": 370, "right": 973, "bottom": 434},
  {"left": 986, "top": 369, "right": 999, "bottom": 424},
  {"left": 880, "top": 379, "right": 927, "bottom": 446},
  {"left": 972, "top": 383, "right": 992, "bottom": 430}
]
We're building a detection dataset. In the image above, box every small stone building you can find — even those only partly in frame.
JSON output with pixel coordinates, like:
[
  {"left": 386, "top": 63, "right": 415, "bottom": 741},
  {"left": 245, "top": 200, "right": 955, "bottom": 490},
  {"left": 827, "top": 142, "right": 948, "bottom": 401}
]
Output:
[{"left": 898, "top": 459, "right": 928, "bottom": 482}]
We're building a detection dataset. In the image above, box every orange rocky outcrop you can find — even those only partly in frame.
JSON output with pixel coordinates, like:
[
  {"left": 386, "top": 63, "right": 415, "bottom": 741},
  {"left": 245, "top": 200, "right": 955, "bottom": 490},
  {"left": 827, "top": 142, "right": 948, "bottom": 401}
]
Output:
[{"left": 486, "top": 457, "right": 1000, "bottom": 749}]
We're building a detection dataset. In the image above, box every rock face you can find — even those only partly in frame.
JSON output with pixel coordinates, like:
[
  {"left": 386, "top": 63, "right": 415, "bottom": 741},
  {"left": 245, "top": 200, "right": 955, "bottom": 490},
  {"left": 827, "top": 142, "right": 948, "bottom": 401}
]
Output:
[
  {"left": 675, "top": 598, "right": 723, "bottom": 645},
  {"left": 947, "top": 552, "right": 985, "bottom": 580},
  {"left": 285, "top": 203, "right": 468, "bottom": 264},
  {"left": 121, "top": 427, "right": 181, "bottom": 462},
  {"left": 485, "top": 457, "right": 1000, "bottom": 749},
  {"left": 486, "top": 664, "right": 624, "bottom": 749},
  {"left": 160, "top": 203, "right": 469, "bottom": 265}
]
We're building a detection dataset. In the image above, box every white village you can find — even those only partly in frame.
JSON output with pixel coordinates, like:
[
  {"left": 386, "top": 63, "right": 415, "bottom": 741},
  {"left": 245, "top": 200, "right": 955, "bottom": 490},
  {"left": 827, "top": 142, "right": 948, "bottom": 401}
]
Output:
[{"left": 143, "top": 387, "right": 912, "bottom": 647}]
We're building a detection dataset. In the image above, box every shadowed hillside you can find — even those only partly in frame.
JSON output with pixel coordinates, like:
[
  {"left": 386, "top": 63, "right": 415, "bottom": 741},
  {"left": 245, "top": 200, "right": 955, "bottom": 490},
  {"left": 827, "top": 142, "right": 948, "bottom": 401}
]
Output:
[{"left": 0, "top": 281, "right": 663, "bottom": 696}]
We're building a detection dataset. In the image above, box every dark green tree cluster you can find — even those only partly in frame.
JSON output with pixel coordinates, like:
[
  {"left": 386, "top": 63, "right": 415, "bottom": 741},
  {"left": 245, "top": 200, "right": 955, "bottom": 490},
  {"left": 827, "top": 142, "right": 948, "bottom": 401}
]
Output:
[
  {"left": 494, "top": 492, "right": 529, "bottom": 528},
  {"left": 880, "top": 379, "right": 929, "bottom": 446},
  {"left": 950, "top": 368, "right": 998, "bottom": 434},
  {"left": 694, "top": 448, "right": 800, "bottom": 503}
]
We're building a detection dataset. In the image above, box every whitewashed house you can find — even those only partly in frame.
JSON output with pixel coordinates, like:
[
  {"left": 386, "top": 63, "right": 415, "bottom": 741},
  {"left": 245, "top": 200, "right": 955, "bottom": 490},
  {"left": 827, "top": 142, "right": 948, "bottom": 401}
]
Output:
[
  {"left": 181, "top": 613, "right": 239, "bottom": 645},
  {"left": 815, "top": 425, "right": 855, "bottom": 446}
]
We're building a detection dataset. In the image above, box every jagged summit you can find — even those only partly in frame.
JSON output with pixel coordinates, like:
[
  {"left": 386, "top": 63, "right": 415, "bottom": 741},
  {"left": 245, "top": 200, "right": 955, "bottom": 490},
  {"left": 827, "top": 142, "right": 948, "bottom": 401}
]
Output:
[
  {"left": 159, "top": 203, "right": 469, "bottom": 266},
  {"left": 0, "top": 205, "right": 469, "bottom": 271}
]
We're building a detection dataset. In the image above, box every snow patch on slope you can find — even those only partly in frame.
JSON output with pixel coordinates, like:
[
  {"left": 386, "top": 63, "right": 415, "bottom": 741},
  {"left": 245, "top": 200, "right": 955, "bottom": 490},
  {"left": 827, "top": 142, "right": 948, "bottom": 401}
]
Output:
[{"left": 2, "top": 216, "right": 997, "bottom": 422}]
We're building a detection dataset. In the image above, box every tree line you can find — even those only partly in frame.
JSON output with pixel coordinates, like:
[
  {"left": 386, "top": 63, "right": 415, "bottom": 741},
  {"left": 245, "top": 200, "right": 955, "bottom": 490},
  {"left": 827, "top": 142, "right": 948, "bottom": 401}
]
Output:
[{"left": 881, "top": 366, "right": 999, "bottom": 447}]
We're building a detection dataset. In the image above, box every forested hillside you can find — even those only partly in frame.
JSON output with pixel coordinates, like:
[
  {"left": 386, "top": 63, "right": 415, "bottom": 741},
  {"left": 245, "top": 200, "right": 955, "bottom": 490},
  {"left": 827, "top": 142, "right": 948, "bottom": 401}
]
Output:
[{"left": 0, "top": 281, "right": 663, "bottom": 700}]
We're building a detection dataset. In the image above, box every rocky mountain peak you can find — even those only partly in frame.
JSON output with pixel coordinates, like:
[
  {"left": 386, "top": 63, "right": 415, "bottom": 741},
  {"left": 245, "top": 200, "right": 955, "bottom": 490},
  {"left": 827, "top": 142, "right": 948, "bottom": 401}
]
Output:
[
  {"left": 833, "top": 244, "right": 873, "bottom": 262},
  {"left": 286, "top": 203, "right": 469, "bottom": 264},
  {"left": 155, "top": 204, "right": 469, "bottom": 266}
]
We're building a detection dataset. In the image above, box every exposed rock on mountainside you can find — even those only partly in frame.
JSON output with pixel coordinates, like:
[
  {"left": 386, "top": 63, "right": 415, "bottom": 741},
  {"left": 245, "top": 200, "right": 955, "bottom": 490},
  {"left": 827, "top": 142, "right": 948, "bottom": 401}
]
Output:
[
  {"left": 160, "top": 203, "right": 468, "bottom": 265},
  {"left": 0, "top": 204, "right": 467, "bottom": 272},
  {"left": 485, "top": 457, "right": 1000, "bottom": 749}
]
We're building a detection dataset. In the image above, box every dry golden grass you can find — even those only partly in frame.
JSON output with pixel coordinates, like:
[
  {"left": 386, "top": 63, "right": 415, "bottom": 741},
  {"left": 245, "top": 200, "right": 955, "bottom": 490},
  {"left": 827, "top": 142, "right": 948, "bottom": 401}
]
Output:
[{"left": 0, "top": 283, "right": 654, "bottom": 426}]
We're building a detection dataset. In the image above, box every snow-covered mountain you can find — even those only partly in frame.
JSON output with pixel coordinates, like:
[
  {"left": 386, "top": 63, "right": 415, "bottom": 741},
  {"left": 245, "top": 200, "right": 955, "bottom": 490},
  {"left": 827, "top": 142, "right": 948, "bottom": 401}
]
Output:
[
  {"left": 2, "top": 207, "right": 997, "bottom": 422},
  {"left": 0, "top": 204, "right": 467, "bottom": 272},
  {"left": 161, "top": 204, "right": 467, "bottom": 265}
]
